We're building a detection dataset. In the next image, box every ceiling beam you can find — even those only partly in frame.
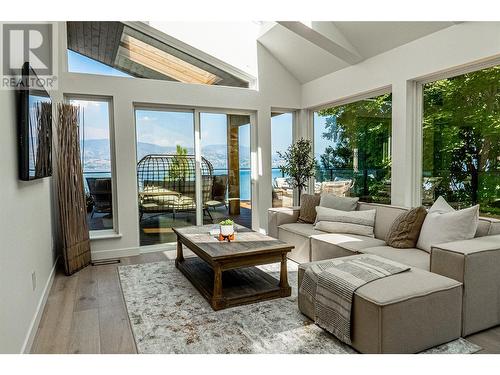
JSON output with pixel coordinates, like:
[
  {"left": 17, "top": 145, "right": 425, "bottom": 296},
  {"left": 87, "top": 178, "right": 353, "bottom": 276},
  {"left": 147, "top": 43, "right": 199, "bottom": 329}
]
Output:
[{"left": 277, "top": 21, "right": 363, "bottom": 65}]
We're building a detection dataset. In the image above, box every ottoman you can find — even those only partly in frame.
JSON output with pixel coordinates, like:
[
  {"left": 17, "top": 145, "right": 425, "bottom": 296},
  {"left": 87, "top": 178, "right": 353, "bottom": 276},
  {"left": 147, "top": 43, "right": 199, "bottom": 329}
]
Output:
[{"left": 298, "top": 261, "right": 463, "bottom": 353}]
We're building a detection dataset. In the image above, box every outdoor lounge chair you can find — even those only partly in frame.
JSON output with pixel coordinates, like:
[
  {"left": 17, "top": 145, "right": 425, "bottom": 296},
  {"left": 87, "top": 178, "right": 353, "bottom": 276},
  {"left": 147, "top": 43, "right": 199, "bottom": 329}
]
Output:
[{"left": 86, "top": 177, "right": 112, "bottom": 218}]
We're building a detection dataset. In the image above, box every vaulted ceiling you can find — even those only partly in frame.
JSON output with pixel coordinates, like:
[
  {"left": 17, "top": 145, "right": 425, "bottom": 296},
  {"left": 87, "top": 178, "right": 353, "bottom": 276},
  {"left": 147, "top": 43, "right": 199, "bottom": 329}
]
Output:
[{"left": 258, "top": 22, "right": 456, "bottom": 83}]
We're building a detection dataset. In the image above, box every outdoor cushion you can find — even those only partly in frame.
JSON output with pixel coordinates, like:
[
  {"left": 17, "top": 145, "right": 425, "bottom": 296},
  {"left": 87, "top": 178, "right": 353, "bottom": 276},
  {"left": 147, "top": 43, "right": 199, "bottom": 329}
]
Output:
[
  {"left": 417, "top": 197, "right": 479, "bottom": 252},
  {"left": 310, "top": 233, "right": 385, "bottom": 261},
  {"left": 297, "top": 194, "right": 320, "bottom": 224},
  {"left": 319, "top": 194, "right": 359, "bottom": 212},
  {"left": 385, "top": 206, "right": 427, "bottom": 248},
  {"left": 360, "top": 246, "right": 430, "bottom": 270},
  {"left": 315, "top": 206, "right": 376, "bottom": 237}
]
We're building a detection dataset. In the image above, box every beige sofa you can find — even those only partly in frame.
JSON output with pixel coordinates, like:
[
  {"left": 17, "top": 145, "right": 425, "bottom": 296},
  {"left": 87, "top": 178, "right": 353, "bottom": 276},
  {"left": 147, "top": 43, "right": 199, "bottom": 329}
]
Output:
[{"left": 268, "top": 202, "right": 500, "bottom": 351}]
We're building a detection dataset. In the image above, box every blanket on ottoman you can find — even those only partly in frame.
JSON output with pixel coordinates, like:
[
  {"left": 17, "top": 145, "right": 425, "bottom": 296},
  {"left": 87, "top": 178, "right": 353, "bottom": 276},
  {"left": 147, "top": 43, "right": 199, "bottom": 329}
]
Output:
[{"left": 299, "top": 254, "right": 410, "bottom": 344}]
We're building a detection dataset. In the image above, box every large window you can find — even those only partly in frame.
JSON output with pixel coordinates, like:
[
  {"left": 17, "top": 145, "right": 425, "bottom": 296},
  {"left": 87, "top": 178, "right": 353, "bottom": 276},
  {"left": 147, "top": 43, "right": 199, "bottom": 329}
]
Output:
[
  {"left": 314, "top": 93, "right": 392, "bottom": 203},
  {"left": 422, "top": 66, "right": 500, "bottom": 217},
  {"left": 271, "top": 112, "right": 293, "bottom": 207},
  {"left": 69, "top": 98, "right": 114, "bottom": 232}
]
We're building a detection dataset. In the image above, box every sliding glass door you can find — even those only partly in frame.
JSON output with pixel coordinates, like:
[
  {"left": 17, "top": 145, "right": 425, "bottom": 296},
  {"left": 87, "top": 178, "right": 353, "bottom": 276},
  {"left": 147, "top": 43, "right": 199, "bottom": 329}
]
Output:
[
  {"left": 135, "top": 108, "right": 252, "bottom": 247},
  {"left": 135, "top": 109, "right": 195, "bottom": 246},
  {"left": 200, "top": 112, "right": 252, "bottom": 228}
]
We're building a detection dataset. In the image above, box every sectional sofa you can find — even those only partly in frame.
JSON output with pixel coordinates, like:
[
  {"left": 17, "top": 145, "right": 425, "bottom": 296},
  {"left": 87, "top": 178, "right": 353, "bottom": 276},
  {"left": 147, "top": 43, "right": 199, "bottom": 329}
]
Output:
[{"left": 268, "top": 202, "right": 500, "bottom": 353}]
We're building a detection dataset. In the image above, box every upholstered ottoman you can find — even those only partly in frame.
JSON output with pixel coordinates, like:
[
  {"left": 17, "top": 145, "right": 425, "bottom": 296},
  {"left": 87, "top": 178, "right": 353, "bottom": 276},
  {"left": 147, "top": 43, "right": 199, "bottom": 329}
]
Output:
[{"left": 298, "top": 261, "right": 463, "bottom": 353}]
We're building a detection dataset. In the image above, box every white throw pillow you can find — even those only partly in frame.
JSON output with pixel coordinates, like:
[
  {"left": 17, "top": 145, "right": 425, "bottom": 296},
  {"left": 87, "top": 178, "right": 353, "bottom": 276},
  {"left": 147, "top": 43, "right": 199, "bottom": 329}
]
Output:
[
  {"left": 314, "top": 206, "right": 376, "bottom": 237},
  {"left": 416, "top": 196, "right": 479, "bottom": 253}
]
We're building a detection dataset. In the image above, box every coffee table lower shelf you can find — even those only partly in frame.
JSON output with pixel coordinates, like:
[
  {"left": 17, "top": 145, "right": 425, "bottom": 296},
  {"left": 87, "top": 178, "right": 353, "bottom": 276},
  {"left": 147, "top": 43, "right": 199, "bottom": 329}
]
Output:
[{"left": 176, "top": 257, "right": 291, "bottom": 310}]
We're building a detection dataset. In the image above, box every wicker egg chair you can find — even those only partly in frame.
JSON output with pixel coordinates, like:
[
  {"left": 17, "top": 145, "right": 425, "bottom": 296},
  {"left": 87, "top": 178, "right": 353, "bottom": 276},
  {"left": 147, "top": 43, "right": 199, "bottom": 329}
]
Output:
[{"left": 137, "top": 154, "right": 214, "bottom": 220}]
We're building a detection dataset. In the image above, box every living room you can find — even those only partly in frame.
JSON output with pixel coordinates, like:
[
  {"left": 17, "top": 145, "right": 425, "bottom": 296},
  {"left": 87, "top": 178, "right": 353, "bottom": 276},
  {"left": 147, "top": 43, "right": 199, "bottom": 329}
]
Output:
[{"left": 1, "top": 1, "right": 500, "bottom": 373}]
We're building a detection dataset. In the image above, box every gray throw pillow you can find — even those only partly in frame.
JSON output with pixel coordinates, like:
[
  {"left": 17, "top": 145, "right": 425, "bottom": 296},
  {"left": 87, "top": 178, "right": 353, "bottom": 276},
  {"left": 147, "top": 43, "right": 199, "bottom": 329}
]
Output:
[
  {"left": 416, "top": 196, "right": 479, "bottom": 253},
  {"left": 314, "top": 206, "right": 376, "bottom": 237},
  {"left": 297, "top": 194, "right": 321, "bottom": 224},
  {"left": 319, "top": 194, "right": 359, "bottom": 212},
  {"left": 385, "top": 206, "right": 427, "bottom": 248}
]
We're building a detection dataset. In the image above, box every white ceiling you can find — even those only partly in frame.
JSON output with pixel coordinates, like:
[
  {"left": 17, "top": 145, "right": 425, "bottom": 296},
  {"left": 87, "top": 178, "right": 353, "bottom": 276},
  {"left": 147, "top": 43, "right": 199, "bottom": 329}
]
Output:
[{"left": 258, "top": 21, "right": 455, "bottom": 83}]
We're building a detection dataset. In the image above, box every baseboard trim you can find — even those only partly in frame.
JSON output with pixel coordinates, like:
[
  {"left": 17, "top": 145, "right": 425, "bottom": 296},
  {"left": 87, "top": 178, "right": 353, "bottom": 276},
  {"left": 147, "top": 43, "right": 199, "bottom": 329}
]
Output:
[
  {"left": 91, "top": 246, "right": 139, "bottom": 261},
  {"left": 139, "top": 243, "right": 176, "bottom": 254},
  {"left": 21, "top": 257, "right": 58, "bottom": 354}
]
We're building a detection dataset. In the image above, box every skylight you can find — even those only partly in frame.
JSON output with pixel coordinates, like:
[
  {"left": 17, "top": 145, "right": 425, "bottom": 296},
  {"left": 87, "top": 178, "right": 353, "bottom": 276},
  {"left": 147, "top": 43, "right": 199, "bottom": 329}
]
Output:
[
  {"left": 118, "top": 34, "right": 221, "bottom": 85},
  {"left": 66, "top": 21, "right": 252, "bottom": 88}
]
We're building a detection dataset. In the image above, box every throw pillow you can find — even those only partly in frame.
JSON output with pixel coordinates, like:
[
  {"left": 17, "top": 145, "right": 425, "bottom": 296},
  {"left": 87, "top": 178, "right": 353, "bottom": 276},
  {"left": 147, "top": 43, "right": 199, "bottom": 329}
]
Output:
[
  {"left": 385, "top": 206, "right": 427, "bottom": 248},
  {"left": 297, "top": 194, "right": 321, "bottom": 224},
  {"left": 314, "top": 206, "right": 376, "bottom": 237},
  {"left": 416, "top": 197, "right": 479, "bottom": 253},
  {"left": 319, "top": 194, "right": 359, "bottom": 212}
]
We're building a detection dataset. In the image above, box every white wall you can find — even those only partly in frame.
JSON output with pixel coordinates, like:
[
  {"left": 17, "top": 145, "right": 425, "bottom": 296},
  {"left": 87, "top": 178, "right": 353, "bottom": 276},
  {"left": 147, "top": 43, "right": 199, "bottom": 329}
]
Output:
[
  {"left": 0, "top": 88, "right": 57, "bottom": 353},
  {"left": 57, "top": 19, "right": 301, "bottom": 259},
  {"left": 301, "top": 22, "right": 500, "bottom": 207}
]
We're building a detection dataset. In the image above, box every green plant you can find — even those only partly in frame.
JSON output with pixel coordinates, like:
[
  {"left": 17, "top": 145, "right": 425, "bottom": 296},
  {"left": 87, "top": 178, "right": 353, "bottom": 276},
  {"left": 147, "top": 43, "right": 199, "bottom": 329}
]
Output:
[
  {"left": 219, "top": 219, "right": 234, "bottom": 226},
  {"left": 168, "top": 145, "right": 188, "bottom": 181},
  {"left": 277, "top": 138, "right": 316, "bottom": 204}
]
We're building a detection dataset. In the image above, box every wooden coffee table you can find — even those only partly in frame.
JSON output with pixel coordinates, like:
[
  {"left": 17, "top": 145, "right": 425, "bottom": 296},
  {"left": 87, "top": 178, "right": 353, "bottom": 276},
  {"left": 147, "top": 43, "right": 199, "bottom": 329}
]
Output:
[{"left": 173, "top": 225, "right": 293, "bottom": 310}]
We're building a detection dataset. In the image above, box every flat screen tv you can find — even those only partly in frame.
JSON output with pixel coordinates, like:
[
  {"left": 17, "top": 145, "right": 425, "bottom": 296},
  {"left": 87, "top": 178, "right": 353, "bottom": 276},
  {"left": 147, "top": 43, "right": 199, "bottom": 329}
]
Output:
[{"left": 18, "top": 62, "right": 52, "bottom": 181}]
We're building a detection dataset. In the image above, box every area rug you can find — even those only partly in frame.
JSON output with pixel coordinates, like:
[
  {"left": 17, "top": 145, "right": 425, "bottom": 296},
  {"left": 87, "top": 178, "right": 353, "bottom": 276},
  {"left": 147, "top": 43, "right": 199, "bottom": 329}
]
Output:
[{"left": 118, "top": 260, "right": 481, "bottom": 354}]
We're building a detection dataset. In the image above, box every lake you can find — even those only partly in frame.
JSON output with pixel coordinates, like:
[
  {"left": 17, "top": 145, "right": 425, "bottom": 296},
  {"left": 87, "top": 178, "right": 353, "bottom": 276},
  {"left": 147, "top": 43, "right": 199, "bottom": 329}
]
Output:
[{"left": 84, "top": 168, "right": 286, "bottom": 201}]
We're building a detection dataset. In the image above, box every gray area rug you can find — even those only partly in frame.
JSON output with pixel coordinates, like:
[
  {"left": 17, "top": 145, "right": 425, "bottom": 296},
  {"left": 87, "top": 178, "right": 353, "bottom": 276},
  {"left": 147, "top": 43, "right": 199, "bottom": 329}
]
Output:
[{"left": 118, "top": 260, "right": 481, "bottom": 354}]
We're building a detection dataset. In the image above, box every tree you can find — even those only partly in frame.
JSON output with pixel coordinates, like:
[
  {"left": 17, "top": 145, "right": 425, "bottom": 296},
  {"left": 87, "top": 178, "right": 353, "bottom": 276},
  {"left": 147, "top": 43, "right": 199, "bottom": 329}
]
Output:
[
  {"left": 277, "top": 138, "right": 316, "bottom": 204},
  {"left": 168, "top": 145, "right": 189, "bottom": 181},
  {"left": 422, "top": 66, "right": 500, "bottom": 215},
  {"left": 317, "top": 93, "right": 392, "bottom": 201}
]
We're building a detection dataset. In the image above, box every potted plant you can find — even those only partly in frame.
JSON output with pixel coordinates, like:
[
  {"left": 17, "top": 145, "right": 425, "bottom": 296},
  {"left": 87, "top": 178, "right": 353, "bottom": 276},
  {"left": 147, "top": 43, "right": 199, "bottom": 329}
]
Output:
[
  {"left": 219, "top": 219, "right": 235, "bottom": 237},
  {"left": 277, "top": 138, "right": 316, "bottom": 204}
]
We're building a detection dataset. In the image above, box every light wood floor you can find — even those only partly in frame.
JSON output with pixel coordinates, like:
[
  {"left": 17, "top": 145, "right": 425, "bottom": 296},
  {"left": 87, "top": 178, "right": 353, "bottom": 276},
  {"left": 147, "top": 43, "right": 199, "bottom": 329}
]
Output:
[{"left": 31, "top": 251, "right": 500, "bottom": 354}]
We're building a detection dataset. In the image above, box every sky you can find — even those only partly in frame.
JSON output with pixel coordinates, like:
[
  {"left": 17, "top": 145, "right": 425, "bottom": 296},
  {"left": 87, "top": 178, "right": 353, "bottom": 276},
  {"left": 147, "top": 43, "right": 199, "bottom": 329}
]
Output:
[
  {"left": 149, "top": 22, "right": 260, "bottom": 77},
  {"left": 70, "top": 98, "right": 110, "bottom": 141},
  {"left": 313, "top": 112, "right": 332, "bottom": 158}
]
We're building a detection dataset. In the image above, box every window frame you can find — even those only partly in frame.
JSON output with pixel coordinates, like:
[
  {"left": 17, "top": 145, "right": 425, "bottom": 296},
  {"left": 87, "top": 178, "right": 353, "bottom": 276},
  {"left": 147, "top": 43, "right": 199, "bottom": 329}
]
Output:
[
  {"left": 133, "top": 103, "right": 257, "bottom": 248},
  {"left": 415, "top": 57, "right": 500, "bottom": 208},
  {"left": 309, "top": 87, "right": 393, "bottom": 204},
  {"left": 64, "top": 94, "right": 119, "bottom": 239}
]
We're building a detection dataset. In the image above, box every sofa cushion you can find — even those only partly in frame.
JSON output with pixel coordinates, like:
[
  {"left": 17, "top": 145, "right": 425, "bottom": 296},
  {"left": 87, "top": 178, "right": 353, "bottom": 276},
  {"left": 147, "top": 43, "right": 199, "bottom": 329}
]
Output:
[
  {"left": 416, "top": 197, "right": 479, "bottom": 252},
  {"left": 357, "top": 202, "right": 409, "bottom": 240},
  {"left": 278, "top": 223, "right": 325, "bottom": 263},
  {"left": 385, "top": 206, "right": 427, "bottom": 248},
  {"left": 315, "top": 206, "right": 376, "bottom": 237},
  {"left": 310, "top": 233, "right": 385, "bottom": 261},
  {"left": 319, "top": 194, "right": 359, "bottom": 212},
  {"left": 278, "top": 223, "right": 324, "bottom": 237},
  {"left": 298, "top": 264, "right": 462, "bottom": 353},
  {"left": 360, "top": 246, "right": 430, "bottom": 270},
  {"left": 476, "top": 217, "right": 500, "bottom": 237},
  {"left": 297, "top": 194, "right": 321, "bottom": 224}
]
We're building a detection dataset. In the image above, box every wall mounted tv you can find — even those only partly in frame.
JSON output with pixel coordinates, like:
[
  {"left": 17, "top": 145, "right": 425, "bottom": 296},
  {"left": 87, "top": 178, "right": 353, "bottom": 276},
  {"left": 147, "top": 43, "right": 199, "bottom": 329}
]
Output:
[{"left": 18, "top": 62, "right": 52, "bottom": 181}]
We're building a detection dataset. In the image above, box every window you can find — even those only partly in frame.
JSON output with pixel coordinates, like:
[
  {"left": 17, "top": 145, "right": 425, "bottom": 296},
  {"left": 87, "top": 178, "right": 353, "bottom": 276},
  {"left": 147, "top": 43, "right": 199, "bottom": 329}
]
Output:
[
  {"left": 313, "top": 93, "right": 392, "bottom": 203},
  {"left": 271, "top": 112, "right": 293, "bottom": 207},
  {"left": 69, "top": 98, "right": 114, "bottom": 231},
  {"left": 422, "top": 66, "right": 500, "bottom": 217}
]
